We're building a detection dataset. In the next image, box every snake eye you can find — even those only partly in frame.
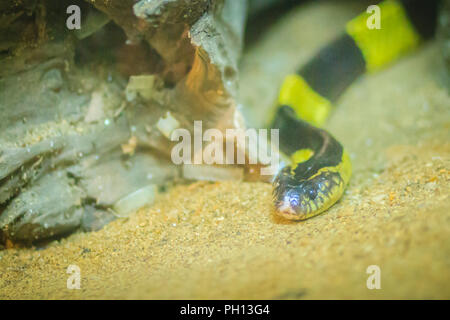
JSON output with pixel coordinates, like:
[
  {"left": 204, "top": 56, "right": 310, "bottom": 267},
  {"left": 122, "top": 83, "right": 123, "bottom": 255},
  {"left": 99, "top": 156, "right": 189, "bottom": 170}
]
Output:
[{"left": 308, "top": 188, "right": 317, "bottom": 200}]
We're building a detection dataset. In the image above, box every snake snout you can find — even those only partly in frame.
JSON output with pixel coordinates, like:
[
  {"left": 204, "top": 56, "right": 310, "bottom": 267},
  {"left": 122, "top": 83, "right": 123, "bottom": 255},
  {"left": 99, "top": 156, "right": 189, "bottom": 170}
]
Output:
[{"left": 275, "top": 186, "right": 316, "bottom": 220}]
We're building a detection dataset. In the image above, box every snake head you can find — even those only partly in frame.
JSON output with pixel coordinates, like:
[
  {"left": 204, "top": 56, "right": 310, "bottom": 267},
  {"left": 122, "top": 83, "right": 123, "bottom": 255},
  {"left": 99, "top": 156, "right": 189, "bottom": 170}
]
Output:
[{"left": 273, "top": 170, "right": 346, "bottom": 220}]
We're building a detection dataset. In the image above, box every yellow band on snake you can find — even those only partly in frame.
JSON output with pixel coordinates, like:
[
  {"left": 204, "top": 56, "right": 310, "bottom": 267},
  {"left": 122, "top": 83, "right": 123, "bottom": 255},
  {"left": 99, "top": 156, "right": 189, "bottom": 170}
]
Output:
[
  {"left": 346, "top": 0, "right": 421, "bottom": 72},
  {"left": 278, "top": 74, "right": 332, "bottom": 127}
]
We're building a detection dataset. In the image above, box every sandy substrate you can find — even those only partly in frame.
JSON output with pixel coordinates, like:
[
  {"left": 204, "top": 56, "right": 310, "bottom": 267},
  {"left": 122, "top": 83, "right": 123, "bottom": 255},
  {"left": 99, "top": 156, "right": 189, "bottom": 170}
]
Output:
[{"left": 1, "top": 1, "right": 449, "bottom": 299}]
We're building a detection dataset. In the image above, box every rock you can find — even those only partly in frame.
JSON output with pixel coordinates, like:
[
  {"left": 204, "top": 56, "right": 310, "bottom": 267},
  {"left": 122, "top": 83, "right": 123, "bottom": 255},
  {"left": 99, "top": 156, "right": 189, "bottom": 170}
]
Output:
[
  {"left": 0, "top": 172, "right": 85, "bottom": 242},
  {"left": 0, "top": 0, "right": 248, "bottom": 243}
]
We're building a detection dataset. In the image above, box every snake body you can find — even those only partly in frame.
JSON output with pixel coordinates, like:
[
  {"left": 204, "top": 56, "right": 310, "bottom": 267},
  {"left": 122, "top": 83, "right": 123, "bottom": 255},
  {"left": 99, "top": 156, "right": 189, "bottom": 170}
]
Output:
[{"left": 271, "top": 0, "right": 439, "bottom": 220}]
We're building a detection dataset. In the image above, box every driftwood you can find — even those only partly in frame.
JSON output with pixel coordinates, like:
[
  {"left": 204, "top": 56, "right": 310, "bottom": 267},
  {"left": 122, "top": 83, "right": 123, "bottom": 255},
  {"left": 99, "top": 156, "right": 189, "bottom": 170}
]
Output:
[{"left": 0, "top": 0, "right": 247, "bottom": 244}]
